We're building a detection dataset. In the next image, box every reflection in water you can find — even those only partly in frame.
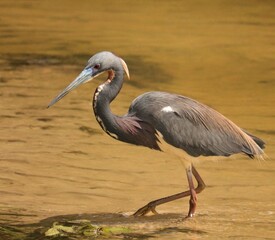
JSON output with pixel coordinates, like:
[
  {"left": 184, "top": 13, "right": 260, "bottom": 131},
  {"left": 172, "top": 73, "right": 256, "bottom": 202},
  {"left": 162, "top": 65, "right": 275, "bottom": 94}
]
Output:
[{"left": 0, "top": 0, "right": 275, "bottom": 239}]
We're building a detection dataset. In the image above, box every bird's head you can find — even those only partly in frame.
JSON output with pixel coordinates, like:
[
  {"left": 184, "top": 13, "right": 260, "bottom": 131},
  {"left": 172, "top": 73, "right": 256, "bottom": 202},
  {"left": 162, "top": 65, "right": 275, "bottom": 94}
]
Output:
[{"left": 48, "top": 51, "right": 130, "bottom": 108}]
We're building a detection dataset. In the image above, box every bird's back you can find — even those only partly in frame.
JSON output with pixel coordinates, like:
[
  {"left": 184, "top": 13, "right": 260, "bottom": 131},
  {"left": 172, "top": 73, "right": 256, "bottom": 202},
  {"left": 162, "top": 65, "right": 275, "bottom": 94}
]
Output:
[{"left": 128, "top": 91, "right": 265, "bottom": 159}]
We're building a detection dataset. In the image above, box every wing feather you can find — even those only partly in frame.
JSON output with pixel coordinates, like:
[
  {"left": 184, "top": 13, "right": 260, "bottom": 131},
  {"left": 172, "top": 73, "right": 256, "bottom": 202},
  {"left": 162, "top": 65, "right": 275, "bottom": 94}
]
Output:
[
  {"left": 128, "top": 91, "right": 264, "bottom": 158},
  {"left": 115, "top": 116, "right": 161, "bottom": 150}
]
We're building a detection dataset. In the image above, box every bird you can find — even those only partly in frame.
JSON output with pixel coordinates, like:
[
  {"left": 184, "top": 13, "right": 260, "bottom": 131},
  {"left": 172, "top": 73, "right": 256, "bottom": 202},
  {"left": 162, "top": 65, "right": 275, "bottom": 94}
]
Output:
[{"left": 48, "top": 51, "right": 265, "bottom": 218}]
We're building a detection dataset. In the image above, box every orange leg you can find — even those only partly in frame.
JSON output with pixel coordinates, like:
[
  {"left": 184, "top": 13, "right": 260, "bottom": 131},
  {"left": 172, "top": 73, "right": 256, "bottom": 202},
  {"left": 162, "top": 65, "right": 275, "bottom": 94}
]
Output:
[{"left": 133, "top": 164, "right": 206, "bottom": 217}]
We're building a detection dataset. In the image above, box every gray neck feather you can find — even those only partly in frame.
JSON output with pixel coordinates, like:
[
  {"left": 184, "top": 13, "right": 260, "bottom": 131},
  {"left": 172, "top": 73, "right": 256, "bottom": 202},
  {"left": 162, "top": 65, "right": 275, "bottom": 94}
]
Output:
[{"left": 92, "top": 69, "right": 124, "bottom": 138}]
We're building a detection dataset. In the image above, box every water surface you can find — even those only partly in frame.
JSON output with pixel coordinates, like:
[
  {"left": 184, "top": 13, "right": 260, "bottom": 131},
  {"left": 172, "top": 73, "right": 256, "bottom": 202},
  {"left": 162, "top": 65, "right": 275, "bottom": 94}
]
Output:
[{"left": 0, "top": 0, "right": 275, "bottom": 239}]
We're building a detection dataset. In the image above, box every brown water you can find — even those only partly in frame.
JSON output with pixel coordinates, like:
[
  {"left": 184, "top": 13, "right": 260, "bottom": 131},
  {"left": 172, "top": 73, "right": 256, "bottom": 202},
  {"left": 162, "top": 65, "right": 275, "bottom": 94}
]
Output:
[{"left": 1, "top": 0, "right": 275, "bottom": 239}]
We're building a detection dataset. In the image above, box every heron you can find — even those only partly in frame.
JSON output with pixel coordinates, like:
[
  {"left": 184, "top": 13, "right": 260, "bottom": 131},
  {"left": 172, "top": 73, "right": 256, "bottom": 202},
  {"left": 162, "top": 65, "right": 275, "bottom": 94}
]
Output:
[{"left": 48, "top": 51, "right": 265, "bottom": 218}]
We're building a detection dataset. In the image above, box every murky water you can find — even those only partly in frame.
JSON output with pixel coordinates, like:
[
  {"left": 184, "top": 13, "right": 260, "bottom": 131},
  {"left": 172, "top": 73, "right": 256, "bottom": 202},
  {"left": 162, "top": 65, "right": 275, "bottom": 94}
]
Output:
[{"left": 1, "top": 0, "right": 275, "bottom": 239}]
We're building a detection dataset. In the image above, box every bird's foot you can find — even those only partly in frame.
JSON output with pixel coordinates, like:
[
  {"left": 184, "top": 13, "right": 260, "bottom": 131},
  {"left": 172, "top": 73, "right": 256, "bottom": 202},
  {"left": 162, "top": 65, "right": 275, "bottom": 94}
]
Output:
[{"left": 133, "top": 201, "right": 159, "bottom": 217}]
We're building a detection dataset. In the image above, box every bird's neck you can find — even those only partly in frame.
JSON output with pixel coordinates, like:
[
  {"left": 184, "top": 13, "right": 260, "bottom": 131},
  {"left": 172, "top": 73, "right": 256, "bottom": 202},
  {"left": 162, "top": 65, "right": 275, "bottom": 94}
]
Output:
[{"left": 92, "top": 69, "right": 124, "bottom": 139}]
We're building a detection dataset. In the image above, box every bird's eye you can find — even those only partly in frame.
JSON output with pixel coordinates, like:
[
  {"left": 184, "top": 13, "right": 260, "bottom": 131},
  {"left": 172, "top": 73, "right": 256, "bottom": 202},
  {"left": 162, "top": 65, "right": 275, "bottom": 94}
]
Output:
[{"left": 94, "top": 64, "right": 100, "bottom": 70}]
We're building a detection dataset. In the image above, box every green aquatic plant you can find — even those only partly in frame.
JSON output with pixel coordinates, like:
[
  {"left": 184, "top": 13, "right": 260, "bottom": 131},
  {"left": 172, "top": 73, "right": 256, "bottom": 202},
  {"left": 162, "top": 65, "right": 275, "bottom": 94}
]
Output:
[{"left": 44, "top": 219, "right": 131, "bottom": 238}]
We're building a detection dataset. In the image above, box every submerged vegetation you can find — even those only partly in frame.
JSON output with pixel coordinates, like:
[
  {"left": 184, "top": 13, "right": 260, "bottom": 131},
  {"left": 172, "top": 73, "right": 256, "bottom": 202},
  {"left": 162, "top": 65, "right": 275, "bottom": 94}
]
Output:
[
  {"left": 44, "top": 220, "right": 131, "bottom": 238},
  {"left": 0, "top": 219, "right": 133, "bottom": 240}
]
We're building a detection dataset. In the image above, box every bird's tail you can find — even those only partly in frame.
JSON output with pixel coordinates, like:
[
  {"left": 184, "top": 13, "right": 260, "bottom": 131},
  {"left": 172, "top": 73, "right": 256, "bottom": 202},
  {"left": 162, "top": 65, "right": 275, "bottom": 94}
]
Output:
[
  {"left": 241, "top": 130, "right": 265, "bottom": 160},
  {"left": 244, "top": 131, "right": 265, "bottom": 149}
]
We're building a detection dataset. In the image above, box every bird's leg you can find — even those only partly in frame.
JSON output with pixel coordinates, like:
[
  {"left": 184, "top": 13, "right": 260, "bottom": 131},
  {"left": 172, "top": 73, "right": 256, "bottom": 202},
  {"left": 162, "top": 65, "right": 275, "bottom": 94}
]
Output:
[
  {"left": 186, "top": 165, "right": 197, "bottom": 217},
  {"left": 133, "top": 164, "right": 206, "bottom": 217}
]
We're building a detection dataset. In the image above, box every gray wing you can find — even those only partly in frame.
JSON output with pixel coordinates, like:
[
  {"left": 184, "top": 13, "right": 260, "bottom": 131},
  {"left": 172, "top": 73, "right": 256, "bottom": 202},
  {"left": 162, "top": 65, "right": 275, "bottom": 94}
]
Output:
[{"left": 128, "top": 91, "right": 264, "bottom": 157}]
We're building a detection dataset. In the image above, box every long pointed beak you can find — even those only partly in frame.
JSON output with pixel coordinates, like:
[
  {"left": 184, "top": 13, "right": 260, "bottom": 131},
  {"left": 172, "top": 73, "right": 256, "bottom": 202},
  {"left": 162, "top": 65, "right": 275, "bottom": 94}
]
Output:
[{"left": 47, "top": 67, "right": 94, "bottom": 108}]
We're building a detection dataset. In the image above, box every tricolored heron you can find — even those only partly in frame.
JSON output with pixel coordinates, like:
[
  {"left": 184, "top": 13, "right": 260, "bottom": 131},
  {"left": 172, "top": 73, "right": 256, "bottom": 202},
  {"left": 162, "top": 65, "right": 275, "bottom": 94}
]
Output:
[{"left": 48, "top": 51, "right": 265, "bottom": 218}]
